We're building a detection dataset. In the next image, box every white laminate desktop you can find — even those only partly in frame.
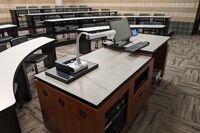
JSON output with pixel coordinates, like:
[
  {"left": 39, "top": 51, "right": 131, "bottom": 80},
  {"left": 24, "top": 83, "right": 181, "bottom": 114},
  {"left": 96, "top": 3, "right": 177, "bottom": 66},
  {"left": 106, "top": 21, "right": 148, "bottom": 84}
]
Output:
[
  {"left": 35, "top": 48, "right": 151, "bottom": 106},
  {"left": 77, "top": 24, "right": 166, "bottom": 32},
  {"left": 130, "top": 34, "right": 170, "bottom": 52},
  {"left": 0, "top": 24, "right": 17, "bottom": 30},
  {"left": 0, "top": 37, "right": 54, "bottom": 111},
  {"left": 25, "top": 10, "right": 117, "bottom": 16},
  {"left": 45, "top": 15, "right": 171, "bottom": 23}
]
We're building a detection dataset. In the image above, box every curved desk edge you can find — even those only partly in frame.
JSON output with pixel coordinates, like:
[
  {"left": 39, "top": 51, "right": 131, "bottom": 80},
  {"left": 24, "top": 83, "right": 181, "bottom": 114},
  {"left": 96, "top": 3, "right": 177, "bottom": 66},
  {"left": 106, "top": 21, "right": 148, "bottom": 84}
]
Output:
[{"left": 0, "top": 37, "right": 55, "bottom": 111}]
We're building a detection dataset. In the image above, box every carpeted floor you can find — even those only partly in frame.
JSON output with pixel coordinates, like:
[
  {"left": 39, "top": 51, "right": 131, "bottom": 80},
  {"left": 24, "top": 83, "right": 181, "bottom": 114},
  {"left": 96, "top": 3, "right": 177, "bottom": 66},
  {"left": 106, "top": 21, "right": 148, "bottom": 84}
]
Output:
[{"left": 17, "top": 34, "right": 200, "bottom": 133}]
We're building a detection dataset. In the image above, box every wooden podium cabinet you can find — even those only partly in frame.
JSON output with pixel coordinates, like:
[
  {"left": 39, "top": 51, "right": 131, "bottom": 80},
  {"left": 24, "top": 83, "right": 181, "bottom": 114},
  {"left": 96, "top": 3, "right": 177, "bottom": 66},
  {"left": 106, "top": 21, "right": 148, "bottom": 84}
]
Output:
[{"left": 35, "top": 57, "right": 154, "bottom": 133}]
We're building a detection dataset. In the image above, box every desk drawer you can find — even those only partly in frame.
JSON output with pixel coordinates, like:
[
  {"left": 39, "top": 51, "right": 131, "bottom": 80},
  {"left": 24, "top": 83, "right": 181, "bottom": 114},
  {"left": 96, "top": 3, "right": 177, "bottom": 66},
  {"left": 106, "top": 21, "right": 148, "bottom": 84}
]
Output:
[{"left": 127, "top": 58, "right": 153, "bottom": 124}]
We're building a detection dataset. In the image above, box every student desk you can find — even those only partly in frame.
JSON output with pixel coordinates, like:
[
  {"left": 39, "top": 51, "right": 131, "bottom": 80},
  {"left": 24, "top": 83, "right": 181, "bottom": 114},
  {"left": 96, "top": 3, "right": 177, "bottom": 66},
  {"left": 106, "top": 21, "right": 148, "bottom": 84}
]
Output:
[
  {"left": 77, "top": 24, "right": 166, "bottom": 35},
  {"left": 10, "top": 7, "right": 92, "bottom": 26},
  {"left": 0, "top": 37, "right": 55, "bottom": 133},
  {"left": 34, "top": 34, "right": 170, "bottom": 133},
  {"left": 26, "top": 10, "right": 117, "bottom": 34},
  {"left": 44, "top": 15, "right": 170, "bottom": 45}
]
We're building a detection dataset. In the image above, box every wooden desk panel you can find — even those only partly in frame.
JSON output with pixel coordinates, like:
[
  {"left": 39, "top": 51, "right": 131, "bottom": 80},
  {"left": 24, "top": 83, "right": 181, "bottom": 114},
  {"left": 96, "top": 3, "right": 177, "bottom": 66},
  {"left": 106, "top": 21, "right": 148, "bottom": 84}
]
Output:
[{"left": 35, "top": 57, "right": 153, "bottom": 133}]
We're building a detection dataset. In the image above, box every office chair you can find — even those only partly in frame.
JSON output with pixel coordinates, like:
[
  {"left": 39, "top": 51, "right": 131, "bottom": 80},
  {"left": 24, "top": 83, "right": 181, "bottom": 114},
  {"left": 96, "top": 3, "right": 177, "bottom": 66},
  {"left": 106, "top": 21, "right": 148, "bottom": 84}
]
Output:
[
  {"left": 64, "top": 8, "right": 70, "bottom": 12},
  {"left": 10, "top": 36, "right": 48, "bottom": 74},
  {"left": 28, "top": 6, "right": 40, "bottom": 13},
  {"left": 41, "top": 6, "right": 52, "bottom": 13},
  {"left": 28, "top": 6, "right": 44, "bottom": 28},
  {"left": 0, "top": 31, "right": 13, "bottom": 49},
  {"left": 111, "top": 13, "right": 121, "bottom": 16},
  {"left": 55, "top": 6, "right": 65, "bottom": 12},
  {"left": 139, "top": 13, "right": 151, "bottom": 24},
  {"left": 79, "top": 5, "right": 87, "bottom": 8},
  {"left": 101, "top": 9, "right": 110, "bottom": 16},
  {"left": 79, "top": 5, "right": 87, "bottom": 11},
  {"left": 124, "top": 13, "right": 135, "bottom": 24},
  {"left": 91, "top": 9, "right": 99, "bottom": 17},
  {"left": 28, "top": 6, "right": 38, "bottom": 9},
  {"left": 69, "top": 5, "right": 78, "bottom": 11},
  {"left": 139, "top": 13, "right": 151, "bottom": 33},
  {"left": 60, "top": 14, "right": 79, "bottom": 39},
  {"left": 82, "top": 13, "right": 95, "bottom": 27},
  {"left": 94, "top": 9, "right": 110, "bottom": 26},
  {"left": 153, "top": 13, "right": 165, "bottom": 24},
  {"left": 69, "top": 5, "right": 78, "bottom": 8},
  {"left": 16, "top": 6, "right": 28, "bottom": 27},
  {"left": 0, "top": 44, "right": 7, "bottom": 52}
]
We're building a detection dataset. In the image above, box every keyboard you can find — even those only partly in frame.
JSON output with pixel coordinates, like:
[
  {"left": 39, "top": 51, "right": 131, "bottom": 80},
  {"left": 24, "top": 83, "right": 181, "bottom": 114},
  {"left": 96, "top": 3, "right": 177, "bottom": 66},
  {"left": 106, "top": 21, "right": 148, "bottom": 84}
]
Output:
[
  {"left": 125, "top": 41, "right": 149, "bottom": 52},
  {"left": 116, "top": 41, "right": 129, "bottom": 47}
]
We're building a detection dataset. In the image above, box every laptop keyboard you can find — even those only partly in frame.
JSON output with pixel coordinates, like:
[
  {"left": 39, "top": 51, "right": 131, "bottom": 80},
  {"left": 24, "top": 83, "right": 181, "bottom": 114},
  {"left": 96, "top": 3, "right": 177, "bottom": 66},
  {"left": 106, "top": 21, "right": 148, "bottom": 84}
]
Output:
[{"left": 125, "top": 41, "right": 149, "bottom": 52}]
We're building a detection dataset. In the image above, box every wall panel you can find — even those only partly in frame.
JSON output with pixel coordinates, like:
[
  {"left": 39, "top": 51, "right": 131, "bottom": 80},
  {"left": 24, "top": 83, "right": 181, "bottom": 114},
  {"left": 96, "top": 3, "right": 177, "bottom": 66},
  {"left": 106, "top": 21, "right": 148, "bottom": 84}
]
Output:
[
  {"left": 63, "top": 0, "right": 199, "bottom": 22},
  {"left": 0, "top": 0, "right": 55, "bottom": 23}
]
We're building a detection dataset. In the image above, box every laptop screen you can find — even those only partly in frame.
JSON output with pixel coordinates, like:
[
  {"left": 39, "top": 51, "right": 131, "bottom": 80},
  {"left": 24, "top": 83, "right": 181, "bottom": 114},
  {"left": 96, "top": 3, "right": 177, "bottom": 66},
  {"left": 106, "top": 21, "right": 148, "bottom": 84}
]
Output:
[{"left": 109, "top": 19, "right": 132, "bottom": 43}]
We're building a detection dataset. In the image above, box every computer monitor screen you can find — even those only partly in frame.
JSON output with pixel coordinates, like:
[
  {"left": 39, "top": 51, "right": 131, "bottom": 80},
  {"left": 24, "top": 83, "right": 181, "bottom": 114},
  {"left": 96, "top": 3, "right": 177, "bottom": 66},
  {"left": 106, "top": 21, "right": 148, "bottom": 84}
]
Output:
[
  {"left": 109, "top": 19, "right": 132, "bottom": 43},
  {"left": 131, "top": 29, "right": 138, "bottom": 36}
]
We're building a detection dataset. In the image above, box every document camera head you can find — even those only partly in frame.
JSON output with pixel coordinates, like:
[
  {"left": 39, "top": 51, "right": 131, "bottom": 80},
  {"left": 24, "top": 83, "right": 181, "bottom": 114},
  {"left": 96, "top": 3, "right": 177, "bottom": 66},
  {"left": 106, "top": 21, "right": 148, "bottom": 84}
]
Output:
[{"left": 86, "top": 30, "right": 116, "bottom": 41}]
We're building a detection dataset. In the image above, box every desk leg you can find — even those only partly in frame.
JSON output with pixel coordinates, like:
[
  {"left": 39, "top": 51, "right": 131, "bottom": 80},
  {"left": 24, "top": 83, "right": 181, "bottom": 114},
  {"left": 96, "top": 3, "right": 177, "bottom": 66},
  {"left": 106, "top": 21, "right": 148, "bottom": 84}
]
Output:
[
  {"left": 45, "top": 22, "right": 56, "bottom": 39},
  {"left": 0, "top": 105, "right": 21, "bottom": 133},
  {"left": 26, "top": 16, "right": 36, "bottom": 34},
  {"left": 42, "top": 42, "right": 56, "bottom": 68},
  {"left": 10, "top": 10, "right": 19, "bottom": 26},
  {"left": 153, "top": 42, "right": 168, "bottom": 78},
  {"left": 15, "top": 63, "right": 32, "bottom": 102},
  {"left": 164, "top": 18, "right": 170, "bottom": 35}
]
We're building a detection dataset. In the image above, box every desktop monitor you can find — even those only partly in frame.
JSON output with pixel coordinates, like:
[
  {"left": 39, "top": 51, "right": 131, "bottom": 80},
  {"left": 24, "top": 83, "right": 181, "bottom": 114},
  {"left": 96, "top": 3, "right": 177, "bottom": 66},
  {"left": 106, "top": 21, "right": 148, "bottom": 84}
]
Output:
[
  {"left": 131, "top": 29, "right": 138, "bottom": 36},
  {"left": 109, "top": 19, "right": 132, "bottom": 44}
]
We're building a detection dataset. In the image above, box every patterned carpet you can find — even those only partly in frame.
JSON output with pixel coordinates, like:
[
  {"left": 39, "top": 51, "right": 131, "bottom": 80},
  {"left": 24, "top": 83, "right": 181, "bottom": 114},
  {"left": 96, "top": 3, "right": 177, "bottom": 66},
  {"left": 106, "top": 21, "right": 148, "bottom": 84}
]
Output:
[{"left": 17, "top": 34, "right": 200, "bottom": 133}]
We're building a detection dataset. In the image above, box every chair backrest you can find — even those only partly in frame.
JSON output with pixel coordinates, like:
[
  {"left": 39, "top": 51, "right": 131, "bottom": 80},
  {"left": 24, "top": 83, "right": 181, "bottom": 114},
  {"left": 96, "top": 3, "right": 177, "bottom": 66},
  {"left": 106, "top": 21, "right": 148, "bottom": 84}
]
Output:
[
  {"left": 28, "top": 6, "right": 40, "bottom": 13},
  {"left": 10, "top": 36, "right": 28, "bottom": 47},
  {"left": 16, "top": 6, "right": 28, "bottom": 15},
  {"left": 28, "top": 6, "right": 38, "bottom": 9},
  {"left": 124, "top": 13, "right": 135, "bottom": 24},
  {"left": 79, "top": 5, "right": 87, "bottom": 8},
  {"left": 64, "top": 8, "right": 70, "bottom": 12},
  {"left": 29, "top": 9, "right": 40, "bottom": 14},
  {"left": 111, "top": 13, "right": 121, "bottom": 16},
  {"left": 139, "top": 13, "right": 151, "bottom": 24},
  {"left": 0, "top": 45, "right": 7, "bottom": 52},
  {"left": 41, "top": 6, "right": 51, "bottom": 8},
  {"left": 69, "top": 5, "right": 78, "bottom": 11},
  {"left": 79, "top": 8, "right": 87, "bottom": 11},
  {"left": 92, "top": 9, "right": 98, "bottom": 11},
  {"left": 101, "top": 9, "right": 110, "bottom": 16},
  {"left": 153, "top": 13, "right": 165, "bottom": 24},
  {"left": 101, "top": 9, "right": 110, "bottom": 11},
  {"left": 55, "top": 6, "right": 65, "bottom": 12},
  {"left": 41, "top": 6, "right": 51, "bottom": 13},
  {"left": 16, "top": 6, "right": 26, "bottom": 9},
  {"left": 69, "top": 5, "right": 78, "bottom": 8},
  {"left": 91, "top": 9, "right": 99, "bottom": 16},
  {"left": 124, "top": 13, "right": 134, "bottom": 16},
  {"left": 61, "top": 14, "right": 75, "bottom": 18}
]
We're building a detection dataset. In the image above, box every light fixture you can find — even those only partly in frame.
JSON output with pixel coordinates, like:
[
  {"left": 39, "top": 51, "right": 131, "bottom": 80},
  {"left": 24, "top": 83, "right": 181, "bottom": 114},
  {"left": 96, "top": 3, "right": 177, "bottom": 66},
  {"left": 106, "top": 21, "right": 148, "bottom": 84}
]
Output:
[{"left": 66, "top": 30, "right": 116, "bottom": 73}]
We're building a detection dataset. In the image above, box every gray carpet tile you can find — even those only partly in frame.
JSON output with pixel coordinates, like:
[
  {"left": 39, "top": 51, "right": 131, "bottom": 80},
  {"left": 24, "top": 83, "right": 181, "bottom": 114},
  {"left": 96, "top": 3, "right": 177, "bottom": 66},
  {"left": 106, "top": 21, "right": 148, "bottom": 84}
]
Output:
[{"left": 17, "top": 35, "right": 200, "bottom": 133}]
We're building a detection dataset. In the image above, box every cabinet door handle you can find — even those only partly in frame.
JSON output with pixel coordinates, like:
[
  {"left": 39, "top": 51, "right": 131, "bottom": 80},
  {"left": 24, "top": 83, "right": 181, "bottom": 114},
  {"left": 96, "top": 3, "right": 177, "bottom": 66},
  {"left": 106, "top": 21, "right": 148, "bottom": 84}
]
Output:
[
  {"left": 42, "top": 89, "right": 48, "bottom": 96},
  {"left": 79, "top": 110, "right": 87, "bottom": 118},
  {"left": 58, "top": 98, "right": 65, "bottom": 106},
  {"left": 139, "top": 92, "right": 143, "bottom": 98}
]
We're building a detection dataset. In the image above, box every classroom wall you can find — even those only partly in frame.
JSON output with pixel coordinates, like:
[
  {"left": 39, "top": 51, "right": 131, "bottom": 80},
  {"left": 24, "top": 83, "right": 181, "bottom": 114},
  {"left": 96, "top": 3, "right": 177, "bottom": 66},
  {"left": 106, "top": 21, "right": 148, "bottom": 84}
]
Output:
[
  {"left": 0, "top": 0, "right": 55, "bottom": 23},
  {"left": 63, "top": 0, "right": 200, "bottom": 34}
]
